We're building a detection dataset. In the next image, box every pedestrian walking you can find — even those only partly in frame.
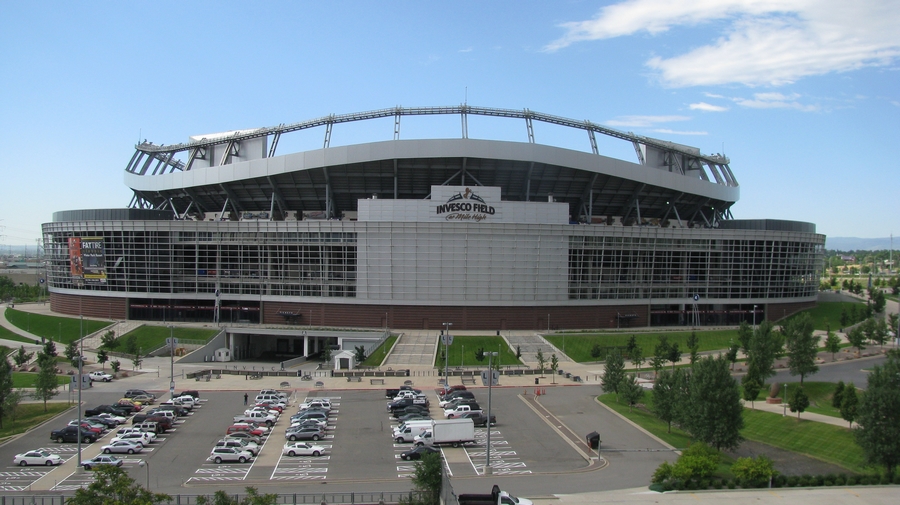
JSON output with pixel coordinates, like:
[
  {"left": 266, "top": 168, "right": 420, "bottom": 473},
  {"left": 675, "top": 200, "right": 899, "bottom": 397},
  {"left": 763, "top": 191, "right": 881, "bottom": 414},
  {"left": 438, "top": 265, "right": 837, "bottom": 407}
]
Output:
[{"left": 243, "top": 393, "right": 248, "bottom": 405}]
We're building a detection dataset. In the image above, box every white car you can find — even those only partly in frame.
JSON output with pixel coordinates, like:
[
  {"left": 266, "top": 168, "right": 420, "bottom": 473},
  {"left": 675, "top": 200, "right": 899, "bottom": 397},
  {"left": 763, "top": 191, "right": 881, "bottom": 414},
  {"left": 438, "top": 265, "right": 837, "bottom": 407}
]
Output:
[
  {"left": 161, "top": 399, "right": 192, "bottom": 411},
  {"left": 246, "top": 406, "right": 280, "bottom": 418},
  {"left": 88, "top": 371, "right": 113, "bottom": 382},
  {"left": 290, "top": 418, "right": 328, "bottom": 429},
  {"left": 101, "top": 440, "right": 144, "bottom": 454},
  {"left": 111, "top": 432, "right": 153, "bottom": 446},
  {"left": 282, "top": 442, "right": 326, "bottom": 457},
  {"left": 81, "top": 455, "right": 123, "bottom": 470},
  {"left": 208, "top": 447, "right": 253, "bottom": 464},
  {"left": 298, "top": 400, "right": 332, "bottom": 411},
  {"left": 175, "top": 395, "right": 197, "bottom": 407},
  {"left": 117, "top": 427, "right": 157, "bottom": 442},
  {"left": 14, "top": 449, "right": 63, "bottom": 466},
  {"left": 94, "top": 412, "right": 127, "bottom": 425}
]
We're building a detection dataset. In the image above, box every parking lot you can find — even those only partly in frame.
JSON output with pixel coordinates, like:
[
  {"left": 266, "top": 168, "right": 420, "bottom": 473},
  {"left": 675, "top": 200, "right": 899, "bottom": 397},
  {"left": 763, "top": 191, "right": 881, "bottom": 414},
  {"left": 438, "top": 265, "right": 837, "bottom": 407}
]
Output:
[{"left": 0, "top": 378, "right": 674, "bottom": 496}]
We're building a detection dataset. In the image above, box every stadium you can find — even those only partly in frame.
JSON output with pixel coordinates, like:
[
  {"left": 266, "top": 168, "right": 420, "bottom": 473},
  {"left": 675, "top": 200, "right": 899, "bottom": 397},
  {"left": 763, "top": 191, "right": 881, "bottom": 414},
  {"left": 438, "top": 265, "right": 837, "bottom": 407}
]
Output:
[{"left": 43, "top": 106, "right": 824, "bottom": 333}]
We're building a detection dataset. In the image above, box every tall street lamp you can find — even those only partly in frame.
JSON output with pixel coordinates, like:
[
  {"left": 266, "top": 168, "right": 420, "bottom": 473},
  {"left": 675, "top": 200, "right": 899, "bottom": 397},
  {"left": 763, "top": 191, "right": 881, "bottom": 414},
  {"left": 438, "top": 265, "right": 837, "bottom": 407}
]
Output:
[
  {"left": 485, "top": 351, "right": 498, "bottom": 475},
  {"left": 753, "top": 305, "right": 758, "bottom": 327},
  {"left": 139, "top": 460, "right": 150, "bottom": 488},
  {"left": 168, "top": 325, "right": 176, "bottom": 399},
  {"left": 442, "top": 322, "right": 453, "bottom": 388}
]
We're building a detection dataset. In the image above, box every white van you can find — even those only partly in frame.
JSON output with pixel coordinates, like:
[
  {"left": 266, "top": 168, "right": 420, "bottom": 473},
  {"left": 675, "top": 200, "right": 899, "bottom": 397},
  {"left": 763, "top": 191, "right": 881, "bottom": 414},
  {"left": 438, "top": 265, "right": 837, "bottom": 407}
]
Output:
[{"left": 393, "top": 420, "right": 432, "bottom": 443}]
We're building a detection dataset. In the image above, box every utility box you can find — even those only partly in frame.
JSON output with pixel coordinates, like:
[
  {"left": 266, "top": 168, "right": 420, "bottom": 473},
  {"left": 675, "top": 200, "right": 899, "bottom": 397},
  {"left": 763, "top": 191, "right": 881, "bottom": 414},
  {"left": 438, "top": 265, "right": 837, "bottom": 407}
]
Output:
[{"left": 586, "top": 431, "right": 600, "bottom": 450}]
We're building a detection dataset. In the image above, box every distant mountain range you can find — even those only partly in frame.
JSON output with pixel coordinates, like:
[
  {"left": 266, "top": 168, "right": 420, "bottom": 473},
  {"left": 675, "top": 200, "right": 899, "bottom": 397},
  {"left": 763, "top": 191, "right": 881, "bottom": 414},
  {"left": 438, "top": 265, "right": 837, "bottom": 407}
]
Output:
[{"left": 825, "top": 237, "right": 896, "bottom": 252}]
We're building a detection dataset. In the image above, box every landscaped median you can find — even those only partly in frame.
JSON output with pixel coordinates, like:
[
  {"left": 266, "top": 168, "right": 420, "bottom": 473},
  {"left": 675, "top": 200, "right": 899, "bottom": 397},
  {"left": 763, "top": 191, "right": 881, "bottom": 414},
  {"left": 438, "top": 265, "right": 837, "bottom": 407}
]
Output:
[{"left": 598, "top": 392, "right": 870, "bottom": 475}]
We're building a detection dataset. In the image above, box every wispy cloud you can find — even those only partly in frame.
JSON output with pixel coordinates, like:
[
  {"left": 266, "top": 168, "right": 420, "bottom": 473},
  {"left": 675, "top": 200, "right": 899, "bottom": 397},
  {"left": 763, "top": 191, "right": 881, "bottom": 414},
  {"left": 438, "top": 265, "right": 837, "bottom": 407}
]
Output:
[
  {"left": 652, "top": 128, "right": 708, "bottom": 135},
  {"left": 732, "top": 92, "right": 819, "bottom": 111},
  {"left": 605, "top": 115, "right": 691, "bottom": 127},
  {"left": 458, "top": 47, "right": 473, "bottom": 53},
  {"left": 689, "top": 102, "right": 728, "bottom": 112},
  {"left": 544, "top": 0, "right": 900, "bottom": 87}
]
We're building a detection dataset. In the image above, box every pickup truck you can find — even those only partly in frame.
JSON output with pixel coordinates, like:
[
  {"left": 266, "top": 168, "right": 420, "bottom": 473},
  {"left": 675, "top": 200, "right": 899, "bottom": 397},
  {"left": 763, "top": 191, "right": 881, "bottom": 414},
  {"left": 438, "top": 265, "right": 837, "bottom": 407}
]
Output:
[
  {"left": 458, "top": 485, "right": 533, "bottom": 505},
  {"left": 460, "top": 412, "right": 497, "bottom": 427},
  {"left": 88, "top": 371, "right": 113, "bottom": 382},
  {"left": 387, "top": 397, "right": 428, "bottom": 412},
  {"left": 50, "top": 426, "right": 96, "bottom": 444},
  {"left": 233, "top": 411, "right": 277, "bottom": 427},
  {"left": 444, "top": 404, "right": 482, "bottom": 418}
]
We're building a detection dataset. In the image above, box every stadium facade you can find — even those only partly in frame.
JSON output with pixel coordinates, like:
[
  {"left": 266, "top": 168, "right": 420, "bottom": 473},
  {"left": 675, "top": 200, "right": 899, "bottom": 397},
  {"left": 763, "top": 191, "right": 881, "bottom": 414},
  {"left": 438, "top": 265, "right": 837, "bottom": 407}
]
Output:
[{"left": 43, "top": 106, "right": 824, "bottom": 331}]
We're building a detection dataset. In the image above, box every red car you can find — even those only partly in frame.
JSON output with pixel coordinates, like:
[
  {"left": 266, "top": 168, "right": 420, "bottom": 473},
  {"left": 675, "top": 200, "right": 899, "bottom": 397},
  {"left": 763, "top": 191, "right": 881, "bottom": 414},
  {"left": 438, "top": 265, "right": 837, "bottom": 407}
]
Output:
[
  {"left": 69, "top": 421, "right": 103, "bottom": 434},
  {"left": 256, "top": 402, "right": 283, "bottom": 413},
  {"left": 437, "top": 385, "right": 467, "bottom": 397},
  {"left": 226, "top": 424, "right": 266, "bottom": 437}
]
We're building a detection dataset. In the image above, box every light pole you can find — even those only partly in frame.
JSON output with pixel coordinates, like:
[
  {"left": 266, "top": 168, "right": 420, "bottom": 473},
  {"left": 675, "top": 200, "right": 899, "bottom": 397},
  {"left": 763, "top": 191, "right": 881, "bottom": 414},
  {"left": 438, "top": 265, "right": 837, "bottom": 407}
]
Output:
[
  {"left": 77, "top": 314, "right": 84, "bottom": 469},
  {"left": 461, "top": 344, "right": 464, "bottom": 368},
  {"left": 783, "top": 383, "right": 788, "bottom": 417},
  {"left": 139, "top": 460, "right": 150, "bottom": 488},
  {"left": 753, "top": 305, "right": 758, "bottom": 327},
  {"left": 442, "top": 322, "right": 452, "bottom": 387},
  {"left": 168, "top": 325, "right": 176, "bottom": 399},
  {"left": 485, "top": 351, "right": 498, "bottom": 475}
]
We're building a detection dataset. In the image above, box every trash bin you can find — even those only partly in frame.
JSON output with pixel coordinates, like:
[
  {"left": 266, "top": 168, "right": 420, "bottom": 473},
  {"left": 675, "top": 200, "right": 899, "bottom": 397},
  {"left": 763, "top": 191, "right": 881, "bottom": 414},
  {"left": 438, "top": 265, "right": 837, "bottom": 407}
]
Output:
[
  {"left": 535, "top": 378, "right": 540, "bottom": 385},
  {"left": 586, "top": 431, "right": 600, "bottom": 450},
  {"left": 558, "top": 369, "right": 564, "bottom": 375},
  {"left": 565, "top": 372, "right": 572, "bottom": 379}
]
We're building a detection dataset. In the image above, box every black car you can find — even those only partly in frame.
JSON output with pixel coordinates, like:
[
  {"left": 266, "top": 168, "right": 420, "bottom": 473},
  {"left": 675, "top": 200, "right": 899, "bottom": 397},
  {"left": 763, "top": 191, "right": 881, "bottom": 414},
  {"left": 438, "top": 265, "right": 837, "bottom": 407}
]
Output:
[
  {"left": 177, "top": 390, "right": 200, "bottom": 399},
  {"left": 400, "top": 446, "right": 440, "bottom": 461},
  {"left": 84, "top": 405, "right": 129, "bottom": 417},
  {"left": 393, "top": 405, "right": 430, "bottom": 418},
  {"left": 50, "top": 426, "right": 96, "bottom": 444},
  {"left": 397, "top": 412, "right": 431, "bottom": 423},
  {"left": 124, "top": 389, "right": 156, "bottom": 399}
]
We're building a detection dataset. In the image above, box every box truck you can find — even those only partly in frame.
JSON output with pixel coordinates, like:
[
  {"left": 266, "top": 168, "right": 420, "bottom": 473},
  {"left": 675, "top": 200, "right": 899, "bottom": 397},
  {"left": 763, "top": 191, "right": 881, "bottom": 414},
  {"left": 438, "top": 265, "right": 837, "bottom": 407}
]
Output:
[
  {"left": 393, "top": 420, "right": 433, "bottom": 443},
  {"left": 414, "top": 418, "right": 475, "bottom": 448}
]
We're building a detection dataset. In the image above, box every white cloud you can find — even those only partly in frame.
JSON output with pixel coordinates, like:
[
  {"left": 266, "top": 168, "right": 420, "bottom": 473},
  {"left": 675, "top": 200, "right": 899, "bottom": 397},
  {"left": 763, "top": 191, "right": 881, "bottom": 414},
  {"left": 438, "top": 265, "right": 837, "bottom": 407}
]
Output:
[
  {"left": 605, "top": 115, "right": 691, "bottom": 127},
  {"left": 458, "top": 47, "right": 473, "bottom": 53},
  {"left": 545, "top": 0, "right": 900, "bottom": 87},
  {"left": 689, "top": 102, "right": 728, "bottom": 112},
  {"left": 652, "top": 128, "right": 708, "bottom": 135},
  {"left": 732, "top": 92, "right": 819, "bottom": 111}
]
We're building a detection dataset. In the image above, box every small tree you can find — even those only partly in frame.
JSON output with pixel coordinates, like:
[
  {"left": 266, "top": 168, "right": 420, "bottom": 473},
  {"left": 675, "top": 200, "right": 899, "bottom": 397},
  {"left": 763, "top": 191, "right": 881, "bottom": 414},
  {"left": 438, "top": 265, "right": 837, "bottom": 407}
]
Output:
[
  {"left": 3, "top": 388, "right": 26, "bottom": 423},
  {"left": 840, "top": 382, "right": 858, "bottom": 428},
  {"left": 589, "top": 343, "right": 602, "bottom": 359},
  {"left": 64, "top": 340, "right": 80, "bottom": 366},
  {"left": 68, "top": 466, "right": 171, "bottom": 505},
  {"left": 100, "top": 330, "right": 119, "bottom": 349},
  {"left": 652, "top": 369, "right": 683, "bottom": 433},
  {"left": 831, "top": 380, "right": 845, "bottom": 408},
  {"left": 42, "top": 339, "right": 57, "bottom": 358},
  {"left": 854, "top": 352, "right": 900, "bottom": 478},
  {"left": 549, "top": 354, "right": 559, "bottom": 384},
  {"left": 97, "top": 349, "right": 109, "bottom": 370},
  {"left": 535, "top": 349, "right": 546, "bottom": 377},
  {"left": 824, "top": 331, "right": 842, "bottom": 361},
  {"left": 131, "top": 351, "right": 143, "bottom": 371},
  {"left": 667, "top": 342, "right": 681, "bottom": 371},
  {"left": 515, "top": 345, "right": 522, "bottom": 359},
  {"left": 847, "top": 327, "right": 866, "bottom": 356},
  {"left": 725, "top": 342, "right": 740, "bottom": 370},
  {"left": 682, "top": 355, "right": 744, "bottom": 451},
  {"left": 110, "top": 360, "right": 121, "bottom": 374},
  {"left": 789, "top": 386, "right": 810, "bottom": 419},
  {"left": 783, "top": 312, "right": 819, "bottom": 384},
  {"left": 619, "top": 374, "right": 644, "bottom": 412},
  {"left": 687, "top": 331, "right": 700, "bottom": 365},
  {"left": 321, "top": 345, "right": 332, "bottom": 365},
  {"left": 601, "top": 348, "right": 626, "bottom": 400},
  {"left": 31, "top": 352, "right": 59, "bottom": 412},
  {"left": 888, "top": 313, "right": 899, "bottom": 344},
  {"left": 408, "top": 451, "right": 442, "bottom": 505},
  {"left": 625, "top": 335, "right": 638, "bottom": 358},
  {"left": 872, "top": 318, "right": 889, "bottom": 348},
  {"left": 123, "top": 334, "right": 139, "bottom": 356},
  {"left": 195, "top": 487, "right": 276, "bottom": 505},
  {"left": 475, "top": 347, "right": 485, "bottom": 362},
  {"left": 0, "top": 358, "right": 13, "bottom": 428},
  {"left": 354, "top": 345, "right": 367, "bottom": 363},
  {"left": 630, "top": 344, "right": 645, "bottom": 371},
  {"left": 12, "top": 345, "right": 33, "bottom": 367},
  {"left": 741, "top": 374, "right": 763, "bottom": 410}
]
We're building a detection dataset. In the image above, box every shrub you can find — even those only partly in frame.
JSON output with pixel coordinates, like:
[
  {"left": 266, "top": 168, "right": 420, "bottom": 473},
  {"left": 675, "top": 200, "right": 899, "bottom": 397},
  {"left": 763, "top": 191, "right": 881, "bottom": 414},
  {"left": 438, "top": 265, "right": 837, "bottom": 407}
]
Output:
[
  {"left": 879, "top": 475, "right": 891, "bottom": 485},
  {"left": 712, "top": 480, "right": 723, "bottom": 489},
  {"left": 698, "top": 479, "right": 710, "bottom": 490},
  {"left": 726, "top": 479, "right": 736, "bottom": 489},
  {"left": 787, "top": 475, "right": 799, "bottom": 487},
  {"left": 833, "top": 475, "right": 845, "bottom": 486},
  {"left": 731, "top": 455, "right": 777, "bottom": 488},
  {"left": 798, "top": 475, "right": 810, "bottom": 486},
  {"left": 651, "top": 461, "right": 673, "bottom": 484},
  {"left": 811, "top": 474, "right": 824, "bottom": 486},
  {"left": 671, "top": 443, "right": 719, "bottom": 481},
  {"left": 846, "top": 475, "right": 857, "bottom": 485}
]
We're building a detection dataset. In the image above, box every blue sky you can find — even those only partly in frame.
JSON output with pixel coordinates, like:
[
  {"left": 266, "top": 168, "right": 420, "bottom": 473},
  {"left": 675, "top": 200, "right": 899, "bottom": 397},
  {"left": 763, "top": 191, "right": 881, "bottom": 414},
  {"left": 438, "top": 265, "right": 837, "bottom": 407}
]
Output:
[{"left": 1, "top": 0, "right": 898, "bottom": 248}]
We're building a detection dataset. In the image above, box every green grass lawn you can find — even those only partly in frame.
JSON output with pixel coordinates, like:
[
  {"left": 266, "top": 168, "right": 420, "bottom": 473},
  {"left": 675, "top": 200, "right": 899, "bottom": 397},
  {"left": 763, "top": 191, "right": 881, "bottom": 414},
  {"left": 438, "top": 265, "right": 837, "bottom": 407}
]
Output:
[
  {"left": 783, "top": 301, "right": 867, "bottom": 331},
  {"left": 12, "top": 372, "right": 72, "bottom": 387},
  {"left": 109, "top": 325, "right": 219, "bottom": 353},
  {"left": 435, "top": 335, "right": 521, "bottom": 367},
  {"left": 599, "top": 391, "right": 872, "bottom": 474},
  {"left": 0, "top": 324, "right": 37, "bottom": 345},
  {"left": 548, "top": 330, "right": 738, "bottom": 363},
  {"left": 5, "top": 308, "right": 111, "bottom": 344},
  {"left": 362, "top": 335, "right": 398, "bottom": 367},
  {"left": 0, "top": 402, "right": 73, "bottom": 439},
  {"left": 743, "top": 381, "right": 844, "bottom": 418}
]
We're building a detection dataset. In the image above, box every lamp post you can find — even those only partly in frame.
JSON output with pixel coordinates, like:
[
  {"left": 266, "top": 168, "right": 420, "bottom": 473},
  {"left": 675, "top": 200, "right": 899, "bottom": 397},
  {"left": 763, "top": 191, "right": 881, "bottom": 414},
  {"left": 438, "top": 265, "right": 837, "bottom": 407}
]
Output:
[
  {"left": 442, "top": 322, "right": 452, "bottom": 388},
  {"left": 168, "top": 325, "right": 176, "bottom": 399},
  {"left": 77, "top": 315, "right": 84, "bottom": 470},
  {"left": 485, "top": 351, "right": 498, "bottom": 475},
  {"left": 783, "top": 383, "right": 788, "bottom": 417},
  {"left": 139, "top": 460, "right": 150, "bottom": 488},
  {"left": 753, "top": 305, "right": 758, "bottom": 327}
]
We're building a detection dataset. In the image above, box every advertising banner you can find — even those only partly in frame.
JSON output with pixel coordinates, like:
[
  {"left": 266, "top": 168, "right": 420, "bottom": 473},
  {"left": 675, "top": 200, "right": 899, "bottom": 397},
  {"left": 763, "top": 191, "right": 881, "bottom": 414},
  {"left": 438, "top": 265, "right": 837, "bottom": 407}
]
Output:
[{"left": 68, "top": 237, "right": 106, "bottom": 284}]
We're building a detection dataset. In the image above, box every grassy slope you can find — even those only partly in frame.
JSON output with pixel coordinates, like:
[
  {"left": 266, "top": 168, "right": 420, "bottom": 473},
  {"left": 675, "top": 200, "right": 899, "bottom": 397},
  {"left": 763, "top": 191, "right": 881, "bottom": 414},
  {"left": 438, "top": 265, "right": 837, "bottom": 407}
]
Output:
[
  {"left": 547, "top": 330, "right": 737, "bottom": 363},
  {"left": 0, "top": 403, "right": 72, "bottom": 439},
  {"left": 5, "top": 308, "right": 111, "bottom": 344},
  {"left": 12, "top": 372, "right": 73, "bottom": 387},
  {"left": 111, "top": 326, "right": 219, "bottom": 353},
  {"left": 362, "top": 335, "right": 398, "bottom": 367},
  {"left": 598, "top": 391, "right": 870, "bottom": 474},
  {"left": 435, "top": 335, "right": 521, "bottom": 367}
]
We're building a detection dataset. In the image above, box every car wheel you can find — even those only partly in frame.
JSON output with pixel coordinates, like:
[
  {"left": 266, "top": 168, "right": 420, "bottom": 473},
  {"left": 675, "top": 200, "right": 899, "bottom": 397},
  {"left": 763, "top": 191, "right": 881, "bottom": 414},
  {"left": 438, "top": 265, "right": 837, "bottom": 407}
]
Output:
[
  {"left": 312, "top": 451, "right": 320, "bottom": 457},
  {"left": 312, "top": 435, "right": 319, "bottom": 440},
  {"left": 401, "top": 455, "right": 408, "bottom": 460},
  {"left": 288, "top": 451, "right": 296, "bottom": 457},
  {"left": 452, "top": 442, "right": 460, "bottom": 448},
  {"left": 214, "top": 457, "right": 223, "bottom": 464},
  {"left": 289, "top": 435, "right": 297, "bottom": 441},
  {"left": 57, "top": 437, "right": 64, "bottom": 443},
  {"left": 84, "top": 465, "right": 91, "bottom": 470},
  {"left": 18, "top": 460, "right": 27, "bottom": 466},
  {"left": 238, "top": 457, "right": 247, "bottom": 463},
  {"left": 103, "top": 449, "right": 111, "bottom": 454},
  {"left": 396, "top": 437, "right": 404, "bottom": 444},
  {"left": 45, "top": 460, "right": 54, "bottom": 466},
  {"left": 127, "top": 449, "right": 135, "bottom": 454}
]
